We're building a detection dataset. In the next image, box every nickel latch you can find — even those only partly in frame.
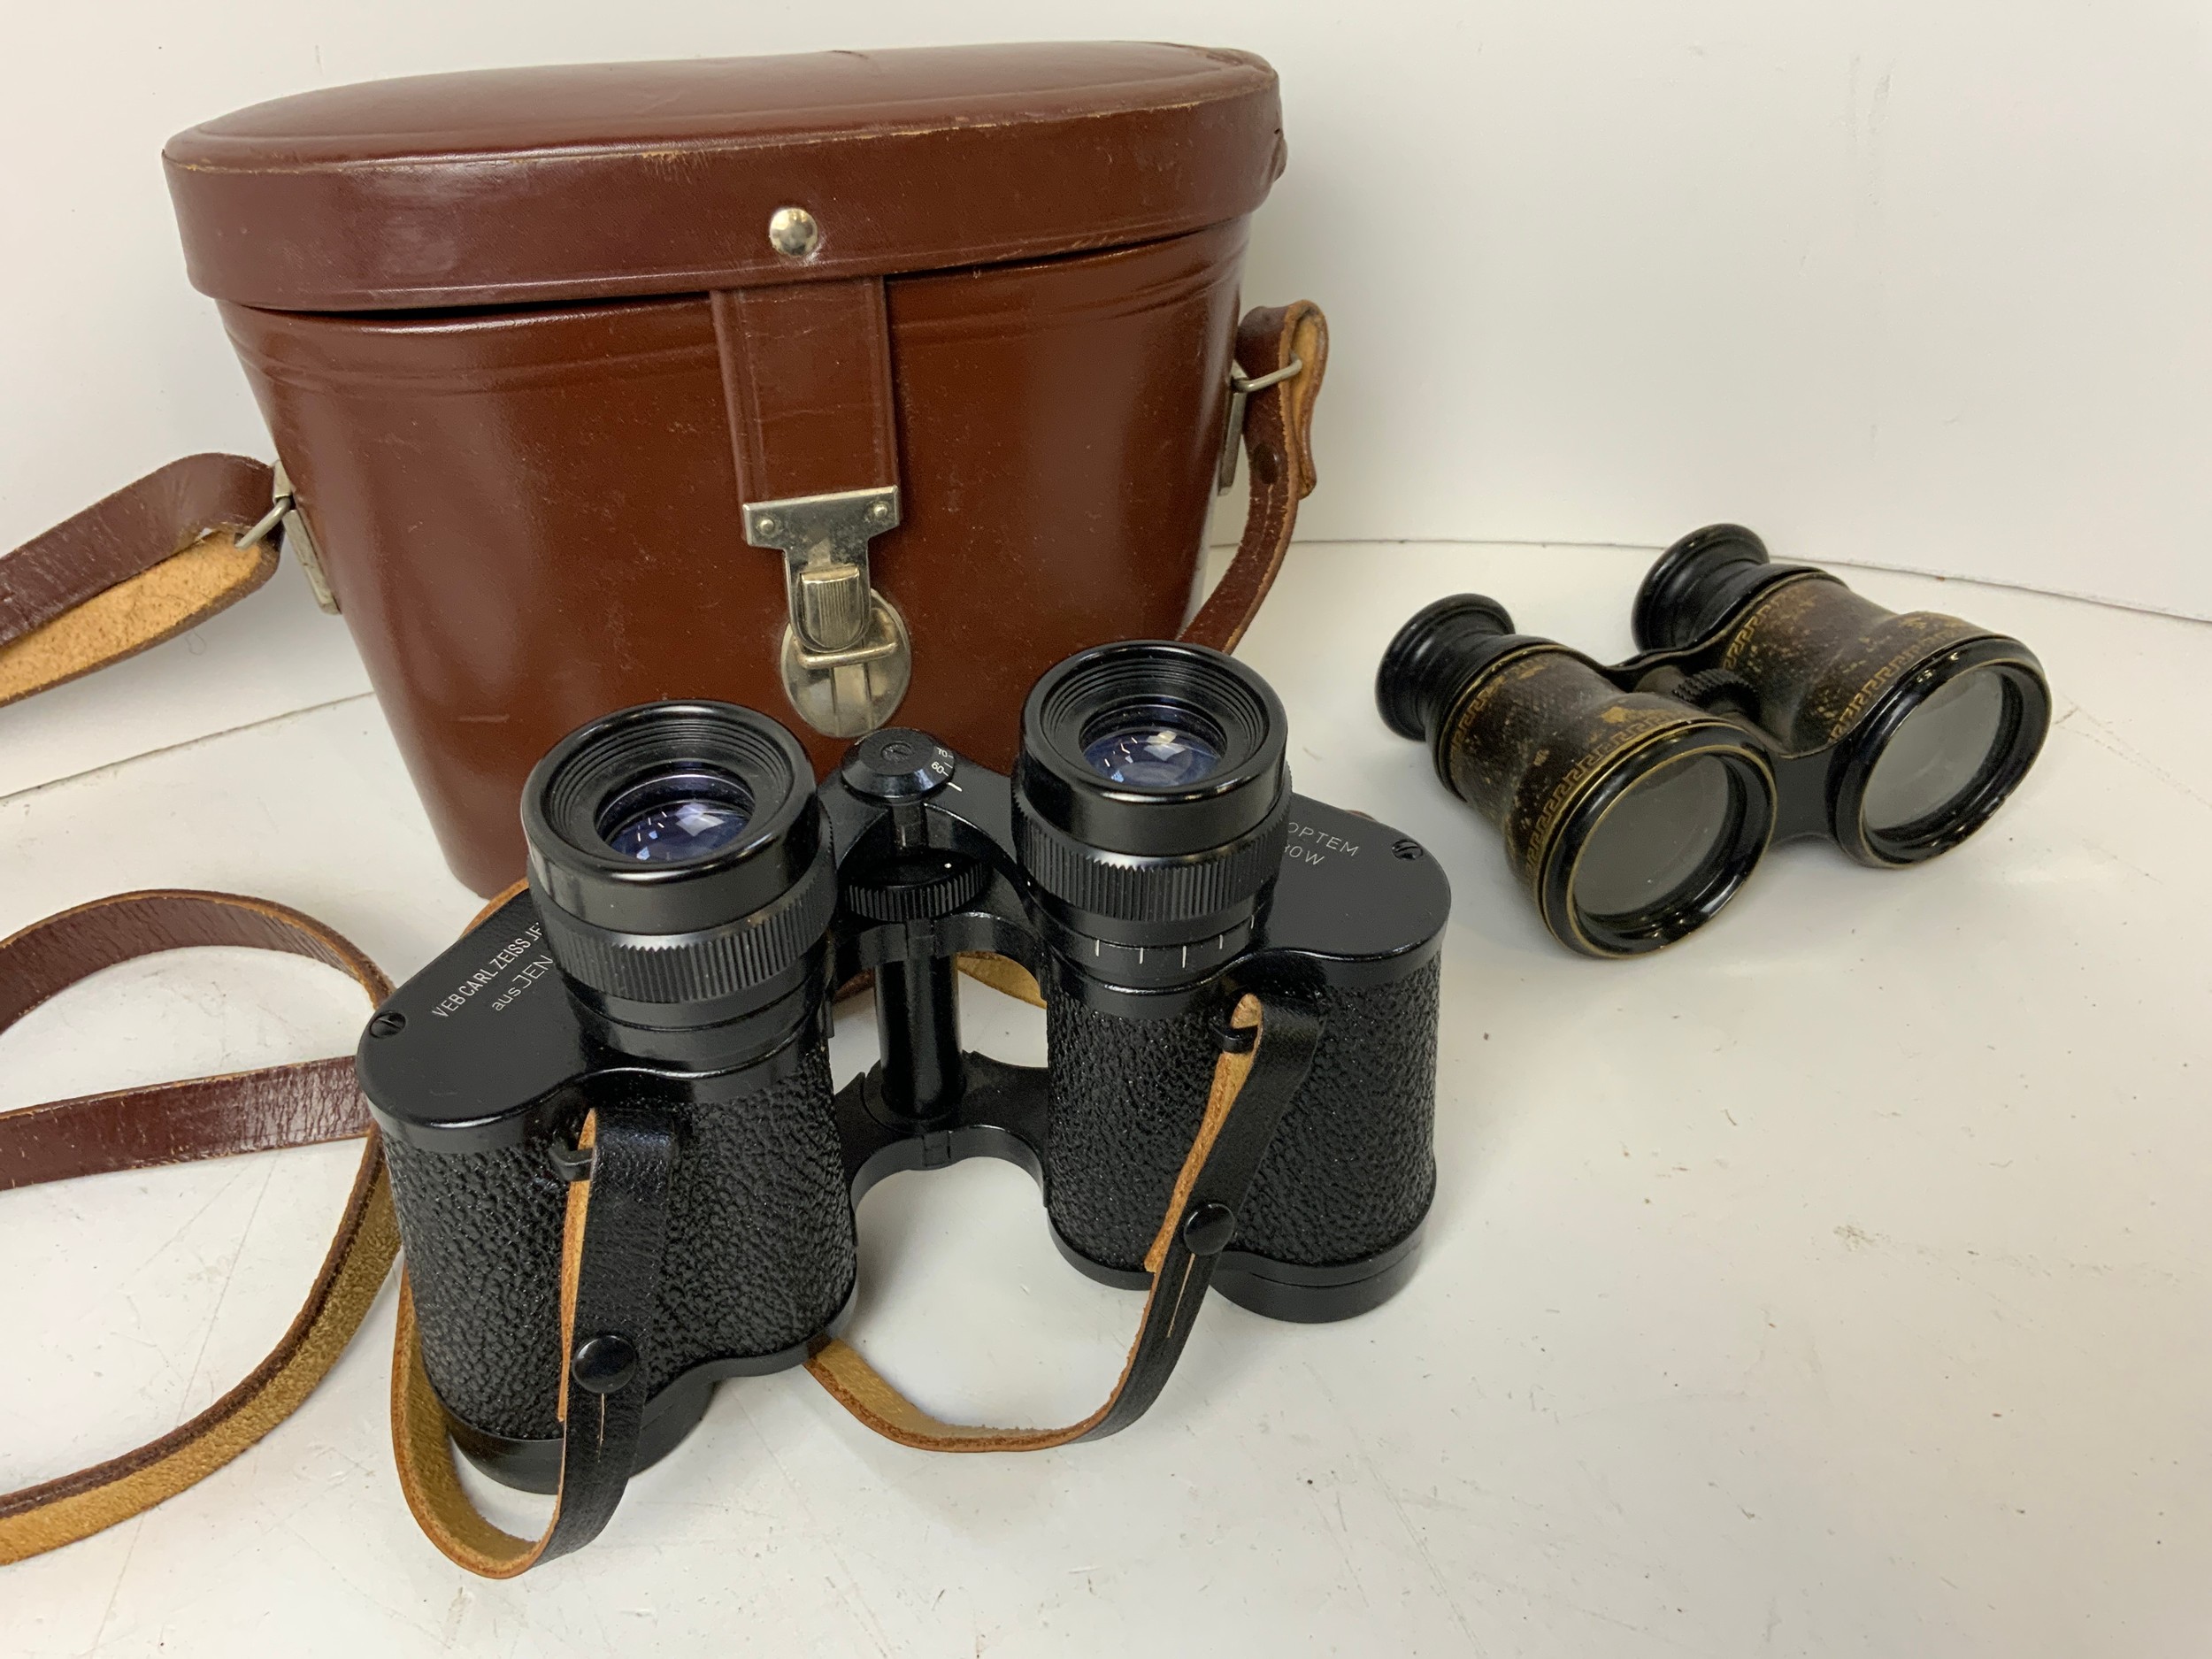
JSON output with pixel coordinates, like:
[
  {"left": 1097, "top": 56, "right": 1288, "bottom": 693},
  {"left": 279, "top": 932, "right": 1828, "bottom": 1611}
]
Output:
[{"left": 744, "top": 486, "right": 911, "bottom": 738}]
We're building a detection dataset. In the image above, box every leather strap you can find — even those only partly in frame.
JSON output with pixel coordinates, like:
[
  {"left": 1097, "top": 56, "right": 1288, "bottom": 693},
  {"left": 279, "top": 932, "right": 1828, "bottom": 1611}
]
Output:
[
  {"left": 1180, "top": 301, "right": 1331, "bottom": 654},
  {"left": 4, "top": 884, "right": 1319, "bottom": 1572},
  {"left": 0, "top": 456, "right": 280, "bottom": 709},
  {"left": 391, "top": 1102, "right": 678, "bottom": 1577},
  {"left": 0, "top": 891, "right": 396, "bottom": 1565},
  {"left": 0, "top": 891, "right": 389, "bottom": 1187},
  {"left": 806, "top": 991, "right": 1322, "bottom": 1450},
  {"left": 386, "top": 989, "right": 1319, "bottom": 1576}
]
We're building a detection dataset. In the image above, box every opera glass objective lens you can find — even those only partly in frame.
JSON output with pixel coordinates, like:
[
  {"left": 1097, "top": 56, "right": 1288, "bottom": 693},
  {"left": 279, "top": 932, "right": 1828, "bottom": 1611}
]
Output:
[
  {"left": 1858, "top": 668, "right": 2013, "bottom": 837},
  {"left": 1629, "top": 522, "right": 2048, "bottom": 866},
  {"left": 1375, "top": 594, "right": 1772, "bottom": 957},
  {"left": 1568, "top": 754, "right": 1740, "bottom": 923}
]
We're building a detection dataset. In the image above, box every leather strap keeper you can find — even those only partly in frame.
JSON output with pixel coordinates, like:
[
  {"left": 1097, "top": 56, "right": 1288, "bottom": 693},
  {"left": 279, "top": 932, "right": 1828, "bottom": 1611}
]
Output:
[
  {"left": 1184, "top": 301, "right": 1330, "bottom": 653},
  {"left": 713, "top": 277, "right": 902, "bottom": 503}
]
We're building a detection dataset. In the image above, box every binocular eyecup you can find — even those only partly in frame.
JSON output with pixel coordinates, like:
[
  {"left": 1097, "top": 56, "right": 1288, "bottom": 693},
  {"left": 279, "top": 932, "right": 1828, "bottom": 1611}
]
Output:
[
  {"left": 1013, "top": 641, "right": 1292, "bottom": 984},
  {"left": 522, "top": 702, "right": 837, "bottom": 1057},
  {"left": 1375, "top": 594, "right": 1521, "bottom": 749},
  {"left": 521, "top": 640, "right": 1299, "bottom": 1052},
  {"left": 1630, "top": 523, "right": 1809, "bottom": 653}
]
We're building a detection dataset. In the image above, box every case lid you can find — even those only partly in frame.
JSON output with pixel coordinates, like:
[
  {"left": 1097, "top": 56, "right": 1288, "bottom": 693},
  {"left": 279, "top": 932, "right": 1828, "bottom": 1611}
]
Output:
[{"left": 165, "top": 42, "right": 1283, "bottom": 312}]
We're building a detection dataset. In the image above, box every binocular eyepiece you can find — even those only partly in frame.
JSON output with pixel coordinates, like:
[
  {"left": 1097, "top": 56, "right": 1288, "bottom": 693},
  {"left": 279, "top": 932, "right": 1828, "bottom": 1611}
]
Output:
[
  {"left": 522, "top": 703, "right": 838, "bottom": 1063},
  {"left": 1378, "top": 525, "right": 2052, "bottom": 956},
  {"left": 520, "top": 641, "right": 1300, "bottom": 1063},
  {"left": 1015, "top": 642, "right": 1291, "bottom": 984}
]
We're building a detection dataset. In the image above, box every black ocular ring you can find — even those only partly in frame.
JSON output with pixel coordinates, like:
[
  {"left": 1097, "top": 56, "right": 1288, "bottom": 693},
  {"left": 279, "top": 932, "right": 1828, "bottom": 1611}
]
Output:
[
  {"left": 533, "top": 836, "right": 838, "bottom": 1005},
  {"left": 1014, "top": 790, "right": 1292, "bottom": 921}
]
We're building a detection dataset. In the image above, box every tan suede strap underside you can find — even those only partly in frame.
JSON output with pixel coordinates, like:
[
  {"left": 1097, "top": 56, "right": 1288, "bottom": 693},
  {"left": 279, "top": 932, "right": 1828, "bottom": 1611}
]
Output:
[
  {"left": 0, "top": 456, "right": 279, "bottom": 710},
  {"left": 387, "top": 1118, "right": 603, "bottom": 1578}
]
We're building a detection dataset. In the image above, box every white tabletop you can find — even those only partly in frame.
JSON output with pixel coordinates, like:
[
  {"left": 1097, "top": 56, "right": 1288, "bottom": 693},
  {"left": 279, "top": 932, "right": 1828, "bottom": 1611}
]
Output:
[{"left": 2, "top": 541, "right": 2205, "bottom": 1657}]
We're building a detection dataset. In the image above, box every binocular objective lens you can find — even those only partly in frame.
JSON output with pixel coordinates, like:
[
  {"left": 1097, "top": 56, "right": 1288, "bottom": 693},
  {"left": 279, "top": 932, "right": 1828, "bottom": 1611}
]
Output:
[
  {"left": 1572, "top": 754, "right": 1738, "bottom": 922},
  {"left": 1080, "top": 705, "right": 1225, "bottom": 788},
  {"left": 1862, "top": 667, "right": 2009, "bottom": 836},
  {"left": 597, "top": 770, "right": 754, "bottom": 864}
]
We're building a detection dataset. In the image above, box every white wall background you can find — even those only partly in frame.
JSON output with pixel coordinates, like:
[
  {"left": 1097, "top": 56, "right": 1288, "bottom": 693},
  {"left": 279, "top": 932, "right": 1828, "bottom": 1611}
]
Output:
[{"left": 4, "top": 2, "right": 2208, "bottom": 618}]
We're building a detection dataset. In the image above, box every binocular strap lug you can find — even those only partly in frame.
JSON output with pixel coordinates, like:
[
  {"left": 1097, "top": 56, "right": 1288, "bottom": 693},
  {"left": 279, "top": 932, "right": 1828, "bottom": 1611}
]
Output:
[
  {"left": 804, "top": 989, "right": 1323, "bottom": 1450},
  {"left": 391, "top": 1102, "right": 678, "bottom": 1578}
]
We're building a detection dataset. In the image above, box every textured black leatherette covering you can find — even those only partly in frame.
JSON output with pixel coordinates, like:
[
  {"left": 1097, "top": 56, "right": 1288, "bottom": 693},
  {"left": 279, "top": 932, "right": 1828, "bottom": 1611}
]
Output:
[
  {"left": 383, "top": 1134, "right": 565, "bottom": 1439},
  {"left": 1043, "top": 956, "right": 1440, "bottom": 1271},
  {"left": 1043, "top": 993, "right": 1219, "bottom": 1271},
  {"left": 383, "top": 1045, "right": 855, "bottom": 1440}
]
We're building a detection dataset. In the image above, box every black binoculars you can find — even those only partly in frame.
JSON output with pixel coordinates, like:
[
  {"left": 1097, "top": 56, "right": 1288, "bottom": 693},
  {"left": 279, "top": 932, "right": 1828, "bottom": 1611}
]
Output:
[
  {"left": 358, "top": 640, "right": 1447, "bottom": 1560},
  {"left": 1378, "top": 525, "right": 2050, "bottom": 956}
]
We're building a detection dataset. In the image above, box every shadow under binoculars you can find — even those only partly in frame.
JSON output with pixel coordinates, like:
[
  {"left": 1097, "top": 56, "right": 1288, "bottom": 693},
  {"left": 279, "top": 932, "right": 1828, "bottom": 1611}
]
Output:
[{"left": 1378, "top": 525, "right": 2051, "bottom": 957}]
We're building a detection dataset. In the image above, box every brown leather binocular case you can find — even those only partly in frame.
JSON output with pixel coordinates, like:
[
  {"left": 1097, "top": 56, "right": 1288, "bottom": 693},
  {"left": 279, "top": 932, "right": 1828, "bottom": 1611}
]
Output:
[{"left": 3, "top": 42, "right": 1328, "bottom": 899}]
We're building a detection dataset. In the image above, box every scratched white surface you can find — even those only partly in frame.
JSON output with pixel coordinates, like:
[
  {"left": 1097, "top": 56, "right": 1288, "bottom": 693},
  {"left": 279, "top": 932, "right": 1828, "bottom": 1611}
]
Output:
[{"left": 1, "top": 543, "right": 2207, "bottom": 1657}]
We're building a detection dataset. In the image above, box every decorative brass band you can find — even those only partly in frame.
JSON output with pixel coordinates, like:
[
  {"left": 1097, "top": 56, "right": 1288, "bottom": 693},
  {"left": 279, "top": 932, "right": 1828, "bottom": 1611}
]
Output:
[{"left": 1717, "top": 577, "right": 1998, "bottom": 754}]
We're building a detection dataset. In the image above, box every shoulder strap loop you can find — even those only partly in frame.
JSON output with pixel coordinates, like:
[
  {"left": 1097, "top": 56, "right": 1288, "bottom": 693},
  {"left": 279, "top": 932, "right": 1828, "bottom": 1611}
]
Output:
[
  {"left": 1179, "top": 302, "right": 1331, "bottom": 654},
  {"left": 0, "top": 890, "right": 396, "bottom": 1565},
  {"left": 0, "top": 457, "right": 280, "bottom": 709}
]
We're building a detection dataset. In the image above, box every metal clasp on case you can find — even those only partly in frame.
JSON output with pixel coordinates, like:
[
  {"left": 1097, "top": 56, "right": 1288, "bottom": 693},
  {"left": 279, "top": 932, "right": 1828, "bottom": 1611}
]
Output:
[
  {"left": 236, "top": 460, "right": 340, "bottom": 614},
  {"left": 1215, "top": 356, "right": 1305, "bottom": 493},
  {"left": 744, "top": 486, "right": 910, "bottom": 738}
]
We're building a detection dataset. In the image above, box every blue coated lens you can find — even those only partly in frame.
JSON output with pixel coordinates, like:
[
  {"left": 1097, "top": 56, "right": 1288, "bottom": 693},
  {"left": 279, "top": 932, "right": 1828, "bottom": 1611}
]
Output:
[
  {"left": 598, "top": 771, "right": 752, "bottom": 864},
  {"left": 1081, "top": 720, "right": 1222, "bottom": 788}
]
